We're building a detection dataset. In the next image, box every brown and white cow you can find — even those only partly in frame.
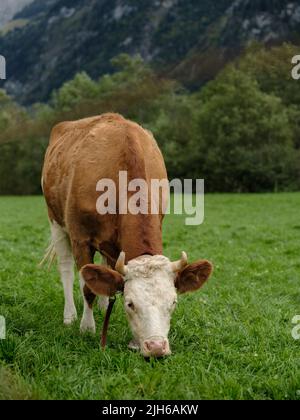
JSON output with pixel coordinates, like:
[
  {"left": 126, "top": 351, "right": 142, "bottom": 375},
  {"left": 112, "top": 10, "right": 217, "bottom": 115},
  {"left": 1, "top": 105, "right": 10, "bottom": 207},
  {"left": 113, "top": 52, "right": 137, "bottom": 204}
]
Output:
[{"left": 42, "top": 113, "right": 213, "bottom": 357}]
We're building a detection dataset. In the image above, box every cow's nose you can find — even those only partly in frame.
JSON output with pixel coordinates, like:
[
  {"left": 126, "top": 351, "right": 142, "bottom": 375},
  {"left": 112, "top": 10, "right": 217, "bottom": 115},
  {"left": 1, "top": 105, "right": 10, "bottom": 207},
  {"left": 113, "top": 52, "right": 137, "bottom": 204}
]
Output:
[{"left": 143, "top": 339, "right": 167, "bottom": 357}]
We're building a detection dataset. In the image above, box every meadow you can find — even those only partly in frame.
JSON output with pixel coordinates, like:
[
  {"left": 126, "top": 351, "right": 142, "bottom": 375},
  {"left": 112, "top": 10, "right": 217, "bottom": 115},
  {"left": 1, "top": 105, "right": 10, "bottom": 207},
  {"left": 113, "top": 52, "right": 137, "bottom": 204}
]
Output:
[{"left": 0, "top": 194, "right": 300, "bottom": 400}]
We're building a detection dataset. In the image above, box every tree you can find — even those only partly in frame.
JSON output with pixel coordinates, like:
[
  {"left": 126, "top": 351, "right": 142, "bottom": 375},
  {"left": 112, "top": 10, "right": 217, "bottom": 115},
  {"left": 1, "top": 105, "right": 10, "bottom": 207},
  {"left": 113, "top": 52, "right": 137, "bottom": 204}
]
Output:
[
  {"left": 0, "top": 90, "right": 27, "bottom": 135},
  {"left": 238, "top": 43, "right": 300, "bottom": 107},
  {"left": 190, "top": 67, "right": 299, "bottom": 192},
  {"left": 51, "top": 72, "right": 98, "bottom": 113}
]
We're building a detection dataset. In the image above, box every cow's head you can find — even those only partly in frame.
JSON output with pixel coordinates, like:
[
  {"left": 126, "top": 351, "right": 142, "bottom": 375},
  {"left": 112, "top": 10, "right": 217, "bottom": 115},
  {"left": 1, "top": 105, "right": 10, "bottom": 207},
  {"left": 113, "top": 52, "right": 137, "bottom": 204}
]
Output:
[{"left": 81, "top": 252, "right": 213, "bottom": 357}]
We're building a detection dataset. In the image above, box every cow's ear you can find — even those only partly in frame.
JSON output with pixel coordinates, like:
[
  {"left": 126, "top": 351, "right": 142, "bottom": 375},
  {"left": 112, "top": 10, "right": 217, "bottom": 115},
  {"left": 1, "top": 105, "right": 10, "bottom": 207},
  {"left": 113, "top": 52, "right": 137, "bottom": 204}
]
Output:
[
  {"left": 81, "top": 264, "right": 124, "bottom": 297},
  {"left": 175, "top": 260, "right": 213, "bottom": 294}
]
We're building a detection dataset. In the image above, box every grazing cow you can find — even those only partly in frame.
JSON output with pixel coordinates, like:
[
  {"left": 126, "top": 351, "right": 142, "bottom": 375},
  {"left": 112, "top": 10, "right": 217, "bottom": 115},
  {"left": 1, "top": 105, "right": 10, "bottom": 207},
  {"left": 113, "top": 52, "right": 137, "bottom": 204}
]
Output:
[{"left": 42, "top": 113, "right": 213, "bottom": 357}]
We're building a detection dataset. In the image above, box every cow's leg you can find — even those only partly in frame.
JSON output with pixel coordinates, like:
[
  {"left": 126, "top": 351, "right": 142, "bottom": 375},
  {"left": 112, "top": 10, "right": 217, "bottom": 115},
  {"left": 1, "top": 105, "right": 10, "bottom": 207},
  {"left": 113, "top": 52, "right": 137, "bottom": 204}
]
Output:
[
  {"left": 79, "top": 278, "right": 97, "bottom": 333},
  {"left": 51, "top": 221, "right": 77, "bottom": 325},
  {"left": 72, "top": 242, "right": 97, "bottom": 333},
  {"left": 98, "top": 296, "right": 109, "bottom": 311}
]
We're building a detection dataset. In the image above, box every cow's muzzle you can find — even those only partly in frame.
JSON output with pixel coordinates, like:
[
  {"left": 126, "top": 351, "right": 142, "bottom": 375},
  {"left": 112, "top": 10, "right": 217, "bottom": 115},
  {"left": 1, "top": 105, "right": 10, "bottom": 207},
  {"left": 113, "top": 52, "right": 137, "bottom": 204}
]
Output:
[{"left": 142, "top": 337, "right": 171, "bottom": 358}]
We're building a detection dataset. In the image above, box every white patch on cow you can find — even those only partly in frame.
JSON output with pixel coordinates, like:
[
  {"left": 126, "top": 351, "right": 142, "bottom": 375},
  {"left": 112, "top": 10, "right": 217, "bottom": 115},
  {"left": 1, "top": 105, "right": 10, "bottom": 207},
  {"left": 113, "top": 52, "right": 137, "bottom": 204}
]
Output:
[
  {"left": 123, "top": 255, "right": 177, "bottom": 356},
  {"left": 79, "top": 274, "right": 96, "bottom": 333},
  {"left": 51, "top": 221, "right": 77, "bottom": 325}
]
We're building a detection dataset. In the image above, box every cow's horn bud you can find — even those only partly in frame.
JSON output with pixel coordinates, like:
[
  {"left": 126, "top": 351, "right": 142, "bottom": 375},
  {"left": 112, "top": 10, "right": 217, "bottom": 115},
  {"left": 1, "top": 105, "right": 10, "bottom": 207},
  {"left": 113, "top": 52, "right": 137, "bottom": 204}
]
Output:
[
  {"left": 171, "top": 251, "right": 188, "bottom": 272},
  {"left": 115, "top": 251, "right": 128, "bottom": 276}
]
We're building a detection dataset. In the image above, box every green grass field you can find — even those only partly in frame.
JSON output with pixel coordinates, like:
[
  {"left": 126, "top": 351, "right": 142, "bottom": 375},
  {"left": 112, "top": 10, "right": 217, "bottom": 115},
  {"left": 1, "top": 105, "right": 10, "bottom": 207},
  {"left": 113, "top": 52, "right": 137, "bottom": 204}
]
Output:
[{"left": 0, "top": 194, "right": 300, "bottom": 400}]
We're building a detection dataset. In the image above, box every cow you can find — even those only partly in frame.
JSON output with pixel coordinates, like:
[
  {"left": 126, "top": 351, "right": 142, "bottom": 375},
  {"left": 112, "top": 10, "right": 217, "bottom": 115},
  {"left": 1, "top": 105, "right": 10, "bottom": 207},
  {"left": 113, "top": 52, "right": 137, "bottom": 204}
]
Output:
[{"left": 42, "top": 113, "right": 213, "bottom": 358}]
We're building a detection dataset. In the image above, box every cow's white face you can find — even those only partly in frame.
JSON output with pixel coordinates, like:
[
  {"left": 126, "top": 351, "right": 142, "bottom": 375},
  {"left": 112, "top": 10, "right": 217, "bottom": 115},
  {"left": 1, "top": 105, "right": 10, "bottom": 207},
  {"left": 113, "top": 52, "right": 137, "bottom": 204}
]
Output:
[
  {"left": 81, "top": 252, "right": 213, "bottom": 358},
  {"left": 123, "top": 255, "right": 177, "bottom": 357}
]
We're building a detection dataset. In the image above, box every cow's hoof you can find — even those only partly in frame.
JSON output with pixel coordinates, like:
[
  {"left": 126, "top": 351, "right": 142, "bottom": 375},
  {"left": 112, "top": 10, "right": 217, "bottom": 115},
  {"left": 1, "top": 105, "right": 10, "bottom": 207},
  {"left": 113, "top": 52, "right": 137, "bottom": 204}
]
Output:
[
  {"left": 128, "top": 340, "right": 140, "bottom": 351},
  {"left": 80, "top": 318, "right": 96, "bottom": 334},
  {"left": 98, "top": 296, "right": 109, "bottom": 311},
  {"left": 64, "top": 307, "right": 77, "bottom": 325},
  {"left": 64, "top": 316, "right": 77, "bottom": 326}
]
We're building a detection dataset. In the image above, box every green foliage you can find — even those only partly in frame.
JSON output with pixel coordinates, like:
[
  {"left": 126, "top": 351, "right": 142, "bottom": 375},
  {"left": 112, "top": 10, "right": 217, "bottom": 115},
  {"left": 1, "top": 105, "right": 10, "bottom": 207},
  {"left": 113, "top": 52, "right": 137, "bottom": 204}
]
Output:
[
  {"left": 51, "top": 72, "right": 98, "bottom": 114},
  {"left": 0, "top": 138, "right": 47, "bottom": 195},
  {"left": 237, "top": 43, "right": 300, "bottom": 106},
  {"left": 0, "top": 90, "right": 27, "bottom": 132},
  {"left": 149, "top": 93, "right": 200, "bottom": 179},
  {"left": 49, "top": 54, "right": 176, "bottom": 123},
  {"left": 0, "top": 47, "right": 300, "bottom": 194},
  {"left": 189, "top": 67, "right": 299, "bottom": 192}
]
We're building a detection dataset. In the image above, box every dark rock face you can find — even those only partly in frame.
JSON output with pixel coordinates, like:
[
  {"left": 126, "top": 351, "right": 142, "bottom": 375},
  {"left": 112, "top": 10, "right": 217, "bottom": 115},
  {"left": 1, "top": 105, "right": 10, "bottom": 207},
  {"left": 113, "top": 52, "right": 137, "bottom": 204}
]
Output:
[
  {"left": 221, "top": 0, "right": 300, "bottom": 46},
  {"left": 0, "top": 0, "right": 299, "bottom": 104}
]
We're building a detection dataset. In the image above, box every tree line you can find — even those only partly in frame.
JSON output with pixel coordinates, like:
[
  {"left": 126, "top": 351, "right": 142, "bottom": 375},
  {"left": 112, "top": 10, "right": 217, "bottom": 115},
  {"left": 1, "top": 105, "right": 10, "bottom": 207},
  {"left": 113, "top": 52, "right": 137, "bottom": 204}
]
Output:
[{"left": 0, "top": 43, "right": 299, "bottom": 194}]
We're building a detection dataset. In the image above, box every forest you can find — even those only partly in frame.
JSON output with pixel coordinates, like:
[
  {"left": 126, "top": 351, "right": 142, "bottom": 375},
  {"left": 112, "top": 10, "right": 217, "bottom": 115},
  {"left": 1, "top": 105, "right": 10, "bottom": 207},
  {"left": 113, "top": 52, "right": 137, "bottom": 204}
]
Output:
[{"left": 0, "top": 43, "right": 300, "bottom": 194}]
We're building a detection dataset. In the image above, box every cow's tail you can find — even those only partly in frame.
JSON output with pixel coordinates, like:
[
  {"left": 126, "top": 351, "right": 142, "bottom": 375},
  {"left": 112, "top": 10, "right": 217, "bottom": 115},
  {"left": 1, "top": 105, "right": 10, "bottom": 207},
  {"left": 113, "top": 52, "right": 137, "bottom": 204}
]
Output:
[{"left": 39, "top": 240, "right": 56, "bottom": 269}]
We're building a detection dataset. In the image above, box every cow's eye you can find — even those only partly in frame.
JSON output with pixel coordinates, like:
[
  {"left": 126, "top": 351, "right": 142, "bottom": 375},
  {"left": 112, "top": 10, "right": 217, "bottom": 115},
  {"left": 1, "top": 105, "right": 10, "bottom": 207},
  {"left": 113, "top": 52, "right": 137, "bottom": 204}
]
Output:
[{"left": 127, "top": 302, "right": 135, "bottom": 311}]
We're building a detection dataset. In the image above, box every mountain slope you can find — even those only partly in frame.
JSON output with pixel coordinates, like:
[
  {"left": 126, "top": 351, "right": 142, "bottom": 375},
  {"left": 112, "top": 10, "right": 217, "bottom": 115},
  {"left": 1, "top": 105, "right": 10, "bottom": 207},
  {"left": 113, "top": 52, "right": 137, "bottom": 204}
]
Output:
[
  {"left": 171, "top": 0, "right": 300, "bottom": 86},
  {"left": 0, "top": 0, "right": 299, "bottom": 104},
  {"left": 0, "top": 0, "right": 33, "bottom": 27}
]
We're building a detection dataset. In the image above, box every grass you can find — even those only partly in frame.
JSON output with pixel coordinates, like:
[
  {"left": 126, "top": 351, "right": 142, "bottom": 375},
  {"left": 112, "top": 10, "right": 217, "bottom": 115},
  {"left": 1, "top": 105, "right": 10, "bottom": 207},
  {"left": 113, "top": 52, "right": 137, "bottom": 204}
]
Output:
[{"left": 0, "top": 193, "right": 300, "bottom": 400}]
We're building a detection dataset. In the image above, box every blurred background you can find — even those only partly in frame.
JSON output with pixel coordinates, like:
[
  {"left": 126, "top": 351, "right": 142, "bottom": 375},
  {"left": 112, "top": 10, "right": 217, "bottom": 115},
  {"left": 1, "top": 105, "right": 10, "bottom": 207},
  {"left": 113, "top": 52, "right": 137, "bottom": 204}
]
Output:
[{"left": 0, "top": 0, "right": 300, "bottom": 194}]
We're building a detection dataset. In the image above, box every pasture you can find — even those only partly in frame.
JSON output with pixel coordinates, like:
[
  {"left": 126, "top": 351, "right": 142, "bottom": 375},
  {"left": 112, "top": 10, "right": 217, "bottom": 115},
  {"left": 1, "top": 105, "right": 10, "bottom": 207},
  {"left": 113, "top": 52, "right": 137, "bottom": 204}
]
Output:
[{"left": 0, "top": 194, "right": 299, "bottom": 400}]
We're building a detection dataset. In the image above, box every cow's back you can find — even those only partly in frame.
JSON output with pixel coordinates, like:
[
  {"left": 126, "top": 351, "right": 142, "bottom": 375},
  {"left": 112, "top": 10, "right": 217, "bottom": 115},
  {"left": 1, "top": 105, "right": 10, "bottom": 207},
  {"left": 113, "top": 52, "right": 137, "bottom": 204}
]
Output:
[{"left": 42, "top": 113, "right": 167, "bottom": 259}]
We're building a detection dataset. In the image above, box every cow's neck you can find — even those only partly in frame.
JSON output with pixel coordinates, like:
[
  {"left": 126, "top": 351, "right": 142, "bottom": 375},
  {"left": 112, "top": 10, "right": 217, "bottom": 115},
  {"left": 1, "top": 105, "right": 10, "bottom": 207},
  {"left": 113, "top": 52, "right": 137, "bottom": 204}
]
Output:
[{"left": 119, "top": 213, "right": 163, "bottom": 262}]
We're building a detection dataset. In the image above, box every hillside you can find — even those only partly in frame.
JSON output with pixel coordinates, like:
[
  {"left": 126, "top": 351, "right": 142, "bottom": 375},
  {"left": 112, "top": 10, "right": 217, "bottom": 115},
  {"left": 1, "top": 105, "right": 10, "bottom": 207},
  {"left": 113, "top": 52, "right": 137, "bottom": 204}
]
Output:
[
  {"left": 0, "top": 0, "right": 299, "bottom": 104},
  {"left": 171, "top": 0, "right": 300, "bottom": 85},
  {"left": 0, "top": 0, "right": 33, "bottom": 27}
]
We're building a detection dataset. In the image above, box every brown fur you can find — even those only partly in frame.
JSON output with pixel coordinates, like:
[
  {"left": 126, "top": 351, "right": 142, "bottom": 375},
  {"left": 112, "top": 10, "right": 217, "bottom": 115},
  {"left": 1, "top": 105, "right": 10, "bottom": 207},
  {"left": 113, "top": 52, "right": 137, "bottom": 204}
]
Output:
[
  {"left": 81, "top": 265, "right": 124, "bottom": 297},
  {"left": 175, "top": 260, "right": 213, "bottom": 294},
  {"left": 83, "top": 284, "right": 97, "bottom": 309},
  {"left": 42, "top": 113, "right": 168, "bottom": 269}
]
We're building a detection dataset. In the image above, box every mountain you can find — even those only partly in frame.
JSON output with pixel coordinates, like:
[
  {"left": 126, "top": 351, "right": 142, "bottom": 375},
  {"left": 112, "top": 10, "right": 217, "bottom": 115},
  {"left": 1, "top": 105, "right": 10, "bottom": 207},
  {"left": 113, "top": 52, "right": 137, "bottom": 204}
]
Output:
[
  {"left": 0, "top": 0, "right": 299, "bottom": 105},
  {"left": 0, "top": 0, "right": 33, "bottom": 27},
  {"left": 170, "top": 0, "right": 300, "bottom": 86}
]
